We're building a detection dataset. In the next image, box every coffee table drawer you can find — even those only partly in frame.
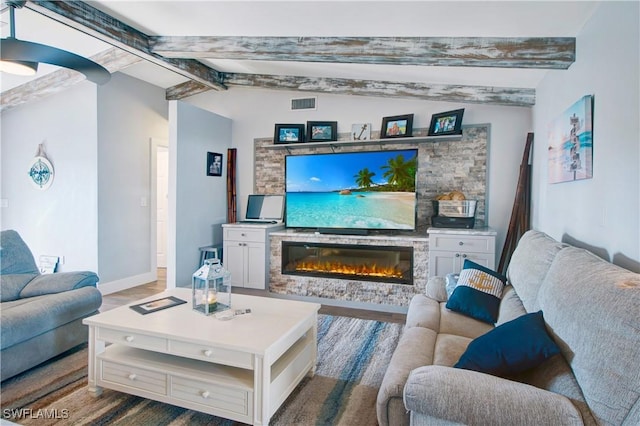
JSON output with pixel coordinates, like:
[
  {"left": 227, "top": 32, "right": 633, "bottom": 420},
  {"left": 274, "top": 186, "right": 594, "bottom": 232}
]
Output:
[
  {"left": 169, "top": 340, "right": 253, "bottom": 369},
  {"left": 171, "top": 376, "right": 252, "bottom": 419},
  {"left": 98, "top": 328, "right": 167, "bottom": 351},
  {"left": 101, "top": 360, "right": 167, "bottom": 395}
]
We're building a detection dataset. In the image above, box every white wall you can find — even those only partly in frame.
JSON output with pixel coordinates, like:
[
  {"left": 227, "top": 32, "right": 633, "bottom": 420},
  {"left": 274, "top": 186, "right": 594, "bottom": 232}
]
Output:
[
  {"left": 97, "top": 73, "right": 169, "bottom": 289},
  {"left": 1, "top": 83, "right": 99, "bottom": 272},
  {"left": 188, "top": 88, "right": 532, "bottom": 254},
  {"left": 170, "top": 101, "right": 231, "bottom": 287},
  {"left": 532, "top": 1, "right": 639, "bottom": 271}
]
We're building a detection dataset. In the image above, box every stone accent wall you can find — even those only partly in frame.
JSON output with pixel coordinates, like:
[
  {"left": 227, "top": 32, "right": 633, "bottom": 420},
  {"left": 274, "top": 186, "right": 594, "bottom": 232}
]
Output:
[
  {"left": 254, "top": 124, "right": 489, "bottom": 232},
  {"left": 269, "top": 231, "right": 428, "bottom": 307},
  {"left": 254, "top": 124, "right": 489, "bottom": 306}
]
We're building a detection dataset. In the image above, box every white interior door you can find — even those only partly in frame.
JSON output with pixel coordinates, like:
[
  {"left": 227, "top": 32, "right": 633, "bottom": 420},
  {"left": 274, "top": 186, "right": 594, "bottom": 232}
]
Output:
[{"left": 157, "top": 147, "right": 169, "bottom": 267}]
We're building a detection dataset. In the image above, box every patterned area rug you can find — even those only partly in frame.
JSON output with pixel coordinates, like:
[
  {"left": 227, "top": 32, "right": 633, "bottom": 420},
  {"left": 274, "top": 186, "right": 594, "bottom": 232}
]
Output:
[{"left": 1, "top": 315, "right": 403, "bottom": 425}]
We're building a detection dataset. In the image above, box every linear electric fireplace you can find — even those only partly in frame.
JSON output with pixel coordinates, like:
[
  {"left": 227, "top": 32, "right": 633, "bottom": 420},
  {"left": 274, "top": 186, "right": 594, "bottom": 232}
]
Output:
[{"left": 282, "top": 241, "right": 413, "bottom": 285}]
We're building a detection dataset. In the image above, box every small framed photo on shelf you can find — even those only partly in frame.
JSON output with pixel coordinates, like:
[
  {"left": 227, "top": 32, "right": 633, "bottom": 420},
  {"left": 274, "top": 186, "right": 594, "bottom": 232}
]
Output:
[
  {"left": 307, "top": 121, "right": 338, "bottom": 142},
  {"left": 274, "top": 123, "right": 305, "bottom": 144},
  {"left": 351, "top": 123, "right": 371, "bottom": 141},
  {"left": 207, "top": 152, "right": 223, "bottom": 177},
  {"left": 380, "top": 114, "right": 414, "bottom": 138},
  {"left": 428, "top": 108, "right": 465, "bottom": 136}
]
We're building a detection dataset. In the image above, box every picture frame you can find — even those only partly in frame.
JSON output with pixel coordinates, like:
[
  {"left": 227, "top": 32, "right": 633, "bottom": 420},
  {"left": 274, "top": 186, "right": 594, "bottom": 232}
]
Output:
[
  {"left": 380, "top": 114, "right": 414, "bottom": 138},
  {"left": 351, "top": 123, "right": 372, "bottom": 141},
  {"left": 130, "top": 296, "right": 187, "bottom": 315},
  {"left": 307, "top": 121, "right": 338, "bottom": 142},
  {"left": 428, "top": 108, "right": 465, "bottom": 136},
  {"left": 274, "top": 123, "right": 305, "bottom": 144},
  {"left": 207, "top": 152, "right": 223, "bottom": 177}
]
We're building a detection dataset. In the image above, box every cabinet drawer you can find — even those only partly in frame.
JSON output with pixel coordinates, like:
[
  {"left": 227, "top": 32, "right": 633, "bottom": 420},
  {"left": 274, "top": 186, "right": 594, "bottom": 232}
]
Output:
[
  {"left": 224, "top": 228, "right": 265, "bottom": 243},
  {"left": 101, "top": 360, "right": 167, "bottom": 395},
  {"left": 171, "top": 376, "right": 252, "bottom": 418},
  {"left": 431, "top": 235, "right": 494, "bottom": 253},
  {"left": 169, "top": 340, "right": 253, "bottom": 369},
  {"left": 98, "top": 328, "right": 167, "bottom": 351}
]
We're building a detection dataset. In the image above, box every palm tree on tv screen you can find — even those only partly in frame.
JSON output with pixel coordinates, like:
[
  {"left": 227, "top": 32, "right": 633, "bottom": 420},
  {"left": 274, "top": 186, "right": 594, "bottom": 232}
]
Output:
[
  {"left": 354, "top": 168, "right": 376, "bottom": 189},
  {"left": 381, "top": 154, "right": 416, "bottom": 192}
]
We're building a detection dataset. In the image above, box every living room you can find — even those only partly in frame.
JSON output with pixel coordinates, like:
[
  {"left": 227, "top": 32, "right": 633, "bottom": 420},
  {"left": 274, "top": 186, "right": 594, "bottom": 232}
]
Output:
[{"left": 1, "top": 1, "right": 639, "bottom": 425}]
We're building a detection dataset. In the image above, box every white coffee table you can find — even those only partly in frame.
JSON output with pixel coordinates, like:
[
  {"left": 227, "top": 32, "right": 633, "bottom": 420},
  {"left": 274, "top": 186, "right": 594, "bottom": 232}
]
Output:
[{"left": 83, "top": 289, "right": 320, "bottom": 425}]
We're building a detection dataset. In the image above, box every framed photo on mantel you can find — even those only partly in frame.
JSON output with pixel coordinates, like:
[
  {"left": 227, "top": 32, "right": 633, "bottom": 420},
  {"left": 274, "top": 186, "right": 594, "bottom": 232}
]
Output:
[
  {"left": 381, "top": 114, "right": 414, "bottom": 138},
  {"left": 274, "top": 123, "right": 305, "bottom": 144},
  {"left": 307, "top": 121, "right": 338, "bottom": 142}
]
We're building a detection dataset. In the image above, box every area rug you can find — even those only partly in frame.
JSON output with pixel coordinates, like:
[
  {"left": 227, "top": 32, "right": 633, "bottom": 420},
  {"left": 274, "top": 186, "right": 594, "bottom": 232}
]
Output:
[{"left": 0, "top": 315, "right": 403, "bottom": 425}]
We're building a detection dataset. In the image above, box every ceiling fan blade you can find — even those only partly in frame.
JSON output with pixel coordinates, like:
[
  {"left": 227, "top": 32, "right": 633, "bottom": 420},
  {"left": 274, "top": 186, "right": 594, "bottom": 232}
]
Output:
[{"left": 1, "top": 38, "right": 111, "bottom": 85}]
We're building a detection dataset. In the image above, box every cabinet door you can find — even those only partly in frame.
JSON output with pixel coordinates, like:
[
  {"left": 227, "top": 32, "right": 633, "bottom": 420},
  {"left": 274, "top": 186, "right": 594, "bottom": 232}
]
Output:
[
  {"left": 460, "top": 252, "right": 495, "bottom": 270},
  {"left": 244, "top": 243, "right": 266, "bottom": 289},
  {"left": 225, "top": 243, "right": 246, "bottom": 287},
  {"left": 429, "top": 250, "right": 458, "bottom": 278}
]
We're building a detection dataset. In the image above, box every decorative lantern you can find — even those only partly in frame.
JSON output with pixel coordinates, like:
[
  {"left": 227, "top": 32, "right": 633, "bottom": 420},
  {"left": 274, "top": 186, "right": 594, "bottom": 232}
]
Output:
[{"left": 192, "top": 258, "right": 231, "bottom": 315}]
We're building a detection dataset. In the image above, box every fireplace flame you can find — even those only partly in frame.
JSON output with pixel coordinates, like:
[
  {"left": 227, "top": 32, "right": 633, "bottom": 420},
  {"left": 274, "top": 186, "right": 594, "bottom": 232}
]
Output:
[{"left": 292, "top": 260, "right": 404, "bottom": 279}]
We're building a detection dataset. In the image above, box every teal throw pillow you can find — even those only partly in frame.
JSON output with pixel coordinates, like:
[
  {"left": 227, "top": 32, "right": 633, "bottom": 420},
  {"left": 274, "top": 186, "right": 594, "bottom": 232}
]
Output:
[
  {"left": 454, "top": 311, "right": 561, "bottom": 377},
  {"left": 445, "top": 260, "right": 506, "bottom": 324}
]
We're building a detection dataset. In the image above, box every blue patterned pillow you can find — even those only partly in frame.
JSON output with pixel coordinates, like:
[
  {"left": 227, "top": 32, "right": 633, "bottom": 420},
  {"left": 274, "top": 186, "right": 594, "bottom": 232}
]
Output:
[
  {"left": 454, "top": 311, "right": 561, "bottom": 376},
  {"left": 445, "top": 260, "right": 506, "bottom": 324}
]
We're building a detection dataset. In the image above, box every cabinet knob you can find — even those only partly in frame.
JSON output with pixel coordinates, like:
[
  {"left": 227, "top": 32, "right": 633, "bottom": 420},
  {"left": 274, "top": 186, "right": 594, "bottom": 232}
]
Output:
[
  {"left": 128, "top": 373, "right": 137, "bottom": 381},
  {"left": 203, "top": 349, "right": 213, "bottom": 357},
  {"left": 458, "top": 241, "right": 464, "bottom": 246},
  {"left": 462, "top": 254, "right": 468, "bottom": 258},
  {"left": 241, "top": 233, "right": 246, "bottom": 237},
  {"left": 455, "top": 253, "right": 460, "bottom": 257},
  {"left": 201, "top": 391, "right": 210, "bottom": 399},
  {"left": 125, "top": 335, "right": 134, "bottom": 342}
]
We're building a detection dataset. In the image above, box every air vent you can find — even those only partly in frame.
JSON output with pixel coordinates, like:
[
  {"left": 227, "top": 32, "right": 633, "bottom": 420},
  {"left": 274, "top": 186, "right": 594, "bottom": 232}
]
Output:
[{"left": 291, "top": 97, "right": 317, "bottom": 111}]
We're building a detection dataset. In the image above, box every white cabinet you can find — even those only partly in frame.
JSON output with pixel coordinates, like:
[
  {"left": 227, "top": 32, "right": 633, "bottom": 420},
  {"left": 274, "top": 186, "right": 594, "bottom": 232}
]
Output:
[
  {"left": 222, "top": 223, "right": 284, "bottom": 289},
  {"left": 428, "top": 228, "right": 497, "bottom": 278}
]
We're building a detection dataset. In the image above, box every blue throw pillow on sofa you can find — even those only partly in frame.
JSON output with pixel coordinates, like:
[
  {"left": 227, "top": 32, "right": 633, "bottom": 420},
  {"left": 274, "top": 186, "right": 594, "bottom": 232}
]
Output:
[
  {"left": 454, "top": 310, "right": 561, "bottom": 377},
  {"left": 445, "top": 260, "right": 506, "bottom": 324}
]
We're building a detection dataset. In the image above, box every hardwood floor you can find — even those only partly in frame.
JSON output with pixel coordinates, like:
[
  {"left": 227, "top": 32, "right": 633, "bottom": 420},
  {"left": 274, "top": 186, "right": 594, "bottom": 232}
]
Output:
[{"left": 101, "top": 268, "right": 407, "bottom": 324}]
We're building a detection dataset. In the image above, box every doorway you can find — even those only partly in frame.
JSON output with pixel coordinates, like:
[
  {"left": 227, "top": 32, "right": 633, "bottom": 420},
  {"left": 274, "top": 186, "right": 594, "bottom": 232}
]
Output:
[{"left": 157, "top": 146, "right": 169, "bottom": 268}]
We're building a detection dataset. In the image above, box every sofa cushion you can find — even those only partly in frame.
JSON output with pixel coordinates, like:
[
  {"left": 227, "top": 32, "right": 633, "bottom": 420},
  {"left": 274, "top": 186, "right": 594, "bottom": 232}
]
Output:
[
  {"left": 0, "top": 273, "right": 37, "bottom": 302},
  {"left": 506, "top": 230, "right": 567, "bottom": 312},
  {"left": 537, "top": 247, "right": 640, "bottom": 426},
  {"left": 0, "top": 230, "right": 39, "bottom": 275},
  {"left": 0, "top": 286, "right": 102, "bottom": 350},
  {"left": 496, "top": 285, "right": 527, "bottom": 326},
  {"left": 446, "top": 260, "right": 506, "bottom": 324},
  {"left": 433, "top": 333, "right": 472, "bottom": 367},
  {"left": 439, "top": 303, "right": 493, "bottom": 340},
  {"left": 454, "top": 311, "right": 560, "bottom": 377}
]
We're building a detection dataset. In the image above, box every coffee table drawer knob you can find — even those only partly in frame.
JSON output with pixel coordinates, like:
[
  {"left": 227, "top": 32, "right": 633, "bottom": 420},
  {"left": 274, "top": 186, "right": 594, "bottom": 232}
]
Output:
[
  {"left": 128, "top": 373, "right": 137, "bottom": 381},
  {"left": 201, "top": 391, "right": 210, "bottom": 399},
  {"left": 125, "top": 335, "right": 134, "bottom": 342},
  {"left": 203, "top": 349, "right": 213, "bottom": 357}
]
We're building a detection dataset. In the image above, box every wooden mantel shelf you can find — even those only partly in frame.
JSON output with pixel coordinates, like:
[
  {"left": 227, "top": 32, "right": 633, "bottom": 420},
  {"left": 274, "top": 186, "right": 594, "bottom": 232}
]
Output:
[{"left": 265, "top": 134, "right": 462, "bottom": 150}]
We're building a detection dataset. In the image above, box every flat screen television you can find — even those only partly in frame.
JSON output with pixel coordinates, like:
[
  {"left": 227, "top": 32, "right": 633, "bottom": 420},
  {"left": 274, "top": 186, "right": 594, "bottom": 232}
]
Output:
[{"left": 285, "top": 149, "right": 418, "bottom": 232}]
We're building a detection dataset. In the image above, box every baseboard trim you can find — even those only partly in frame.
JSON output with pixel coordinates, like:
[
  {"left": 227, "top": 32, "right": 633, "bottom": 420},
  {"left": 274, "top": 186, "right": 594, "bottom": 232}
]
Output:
[{"left": 98, "top": 271, "right": 157, "bottom": 295}]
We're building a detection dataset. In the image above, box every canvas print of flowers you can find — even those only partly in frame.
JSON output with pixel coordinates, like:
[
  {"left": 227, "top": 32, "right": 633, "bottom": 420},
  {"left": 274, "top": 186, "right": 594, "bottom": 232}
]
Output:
[{"left": 547, "top": 95, "right": 593, "bottom": 184}]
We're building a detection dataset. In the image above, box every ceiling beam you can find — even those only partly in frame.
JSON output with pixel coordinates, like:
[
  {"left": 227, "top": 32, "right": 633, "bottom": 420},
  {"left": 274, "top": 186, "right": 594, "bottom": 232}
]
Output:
[
  {"left": 150, "top": 36, "right": 575, "bottom": 69},
  {"left": 23, "top": 0, "right": 226, "bottom": 90},
  {"left": 1, "top": 48, "right": 141, "bottom": 113},
  {"left": 215, "top": 73, "right": 534, "bottom": 107}
]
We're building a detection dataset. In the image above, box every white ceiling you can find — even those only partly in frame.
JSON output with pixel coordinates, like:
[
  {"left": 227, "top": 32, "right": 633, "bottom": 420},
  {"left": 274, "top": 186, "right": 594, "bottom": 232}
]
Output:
[{"left": 1, "top": 1, "right": 599, "bottom": 93}]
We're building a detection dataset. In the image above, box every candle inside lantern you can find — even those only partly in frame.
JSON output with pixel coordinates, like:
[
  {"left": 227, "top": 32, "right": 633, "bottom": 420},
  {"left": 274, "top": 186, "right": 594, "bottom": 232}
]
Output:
[{"left": 203, "top": 292, "right": 217, "bottom": 312}]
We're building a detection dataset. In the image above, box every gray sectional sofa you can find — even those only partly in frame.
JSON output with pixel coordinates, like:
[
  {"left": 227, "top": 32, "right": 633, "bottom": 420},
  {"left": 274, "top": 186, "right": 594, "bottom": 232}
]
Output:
[
  {"left": 377, "top": 230, "right": 640, "bottom": 426},
  {"left": 1, "top": 230, "right": 102, "bottom": 381}
]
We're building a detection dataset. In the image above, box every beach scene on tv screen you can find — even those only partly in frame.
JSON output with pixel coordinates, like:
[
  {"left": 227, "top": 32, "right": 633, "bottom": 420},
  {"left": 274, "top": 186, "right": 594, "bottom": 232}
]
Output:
[{"left": 286, "top": 149, "right": 417, "bottom": 229}]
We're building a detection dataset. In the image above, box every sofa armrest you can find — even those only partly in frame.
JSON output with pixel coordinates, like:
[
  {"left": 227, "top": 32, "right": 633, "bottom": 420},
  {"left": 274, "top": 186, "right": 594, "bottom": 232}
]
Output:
[
  {"left": 19, "top": 271, "right": 99, "bottom": 298},
  {"left": 404, "top": 366, "right": 584, "bottom": 426}
]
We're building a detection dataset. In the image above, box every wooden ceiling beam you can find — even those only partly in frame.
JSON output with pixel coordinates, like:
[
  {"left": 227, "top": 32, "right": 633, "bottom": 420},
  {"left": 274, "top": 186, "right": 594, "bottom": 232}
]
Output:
[
  {"left": 150, "top": 36, "right": 575, "bottom": 69},
  {"left": 165, "top": 73, "right": 535, "bottom": 107},
  {"left": 24, "top": 0, "right": 226, "bottom": 90},
  {"left": 1, "top": 48, "right": 142, "bottom": 113}
]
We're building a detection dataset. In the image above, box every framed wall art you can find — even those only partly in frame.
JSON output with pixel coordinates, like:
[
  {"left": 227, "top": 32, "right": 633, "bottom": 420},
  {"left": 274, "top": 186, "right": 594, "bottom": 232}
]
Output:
[
  {"left": 307, "top": 121, "right": 338, "bottom": 142},
  {"left": 207, "top": 152, "right": 223, "bottom": 177},
  {"left": 381, "top": 114, "right": 413, "bottom": 138},
  {"left": 547, "top": 95, "right": 594, "bottom": 184},
  {"left": 351, "top": 123, "right": 371, "bottom": 141},
  {"left": 428, "top": 109, "right": 464, "bottom": 136},
  {"left": 274, "top": 123, "right": 305, "bottom": 144}
]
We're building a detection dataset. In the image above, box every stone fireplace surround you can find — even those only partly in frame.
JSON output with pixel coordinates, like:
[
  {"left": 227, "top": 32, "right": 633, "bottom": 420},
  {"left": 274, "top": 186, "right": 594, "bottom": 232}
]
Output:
[{"left": 253, "top": 125, "right": 489, "bottom": 307}]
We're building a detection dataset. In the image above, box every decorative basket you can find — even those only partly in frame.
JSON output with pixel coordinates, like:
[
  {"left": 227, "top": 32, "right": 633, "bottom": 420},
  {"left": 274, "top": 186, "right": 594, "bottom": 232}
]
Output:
[{"left": 433, "top": 200, "right": 477, "bottom": 218}]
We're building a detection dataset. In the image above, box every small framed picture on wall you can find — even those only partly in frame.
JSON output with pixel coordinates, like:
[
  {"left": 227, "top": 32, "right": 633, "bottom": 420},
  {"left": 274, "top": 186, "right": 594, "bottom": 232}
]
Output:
[{"left": 207, "top": 152, "right": 223, "bottom": 177}]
